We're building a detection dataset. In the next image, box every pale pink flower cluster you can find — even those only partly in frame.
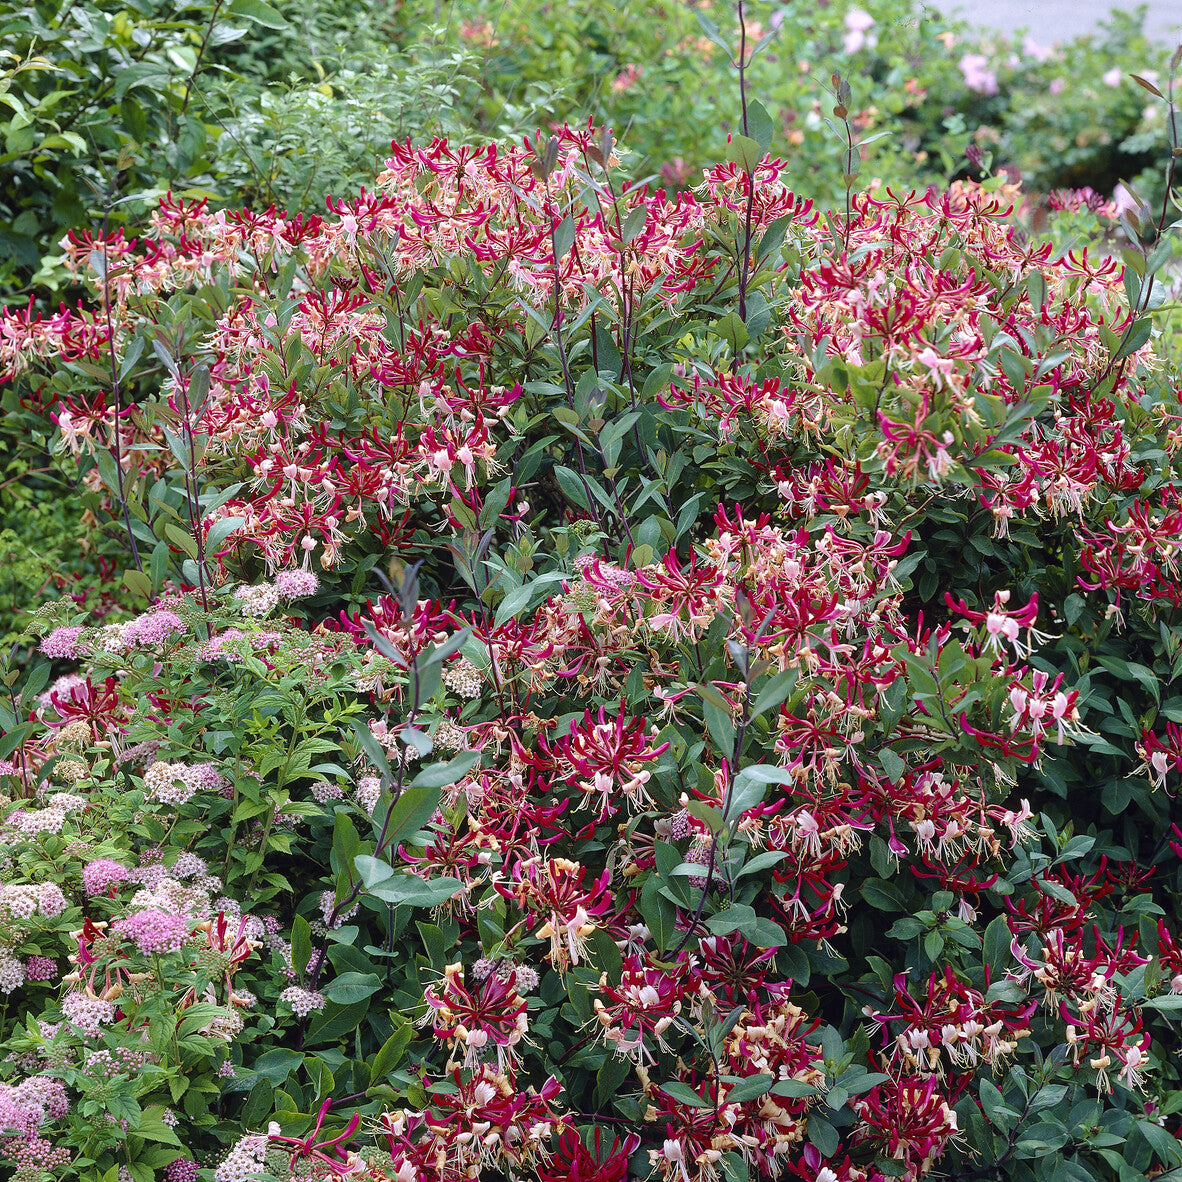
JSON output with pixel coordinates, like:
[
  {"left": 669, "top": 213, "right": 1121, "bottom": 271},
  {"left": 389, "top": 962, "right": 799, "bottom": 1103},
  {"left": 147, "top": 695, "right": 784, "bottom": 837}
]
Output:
[
  {"left": 0, "top": 948, "right": 26, "bottom": 993},
  {"left": 82, "top": 858, "right": 130, "bottom": 895},
  {"left": 112, "top": 908, "right": 193, "bottom": 955},
  {"left": 142, "top": 759, "right": 224, "bottom": 806},
  {"left": 121, "top": 609, "right": 187, "bottom": 647},
  {"left": 170, "top": 852, "right": 208, "bottom": 878},
  {"left": 39, "top": 626, "right": 84, "bottom": 659},
  {"left": 84, "top": 1046, "right": 150, "bottom": 1077},
  {"left": 166, "top": 1159, "right": 199, "bottom": 1182},
  {"left": 279, "top": 986, "right": 327, "bottom": 1017},
  {"left": 214, "top": 1132, "right": 270, "bottom": 1182},
  {"left": 25, "top": 956, "right": 57, "bottom": 982},
  {"left": 199, "top": 627, "right": 282, "bottom": 663},
  {"left": 959, "top": 53, "right": 999, "bottom": 96},
  {"left": 843, "top": 10, "right": 876, "bottom": 53},
  {"left": 274, "top": 568, "right": 319, "bottom": 598},
  {"left": 319, "top": 889, "right": 360, "bottom": 929},
  {"left": 5, "top": 794, "right": 85, "bottom": 836},
  {"left": 0, "top": 882, "right": 68, "bottom": 920},
  {"left": 354, "top": 774, "right": 381, "bottom": 816},
  {"left": 233, "top": 582, "right": 281, "bottom": 617},
  {"left": 61, "top": 991, "right": 117, "bottom": 1036},
  {"left": 0, "top": 1075, "right": 69, "bottom": 1136},
  {"left": 127, "top": 874, "right": 216, "bottom": 919},
  {"left": 36, "top": 674, "right": 87, "bottom": 717},
  {"left": 0, "top": 1133, "right": 71, "bottom": 1175}
]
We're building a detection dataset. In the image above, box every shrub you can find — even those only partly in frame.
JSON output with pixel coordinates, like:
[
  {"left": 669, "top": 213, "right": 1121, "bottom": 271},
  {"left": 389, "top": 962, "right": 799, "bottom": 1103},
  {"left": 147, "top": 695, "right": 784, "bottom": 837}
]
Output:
[{"left": 1, "top": 38, "right": 1182, "bottom": 1182}]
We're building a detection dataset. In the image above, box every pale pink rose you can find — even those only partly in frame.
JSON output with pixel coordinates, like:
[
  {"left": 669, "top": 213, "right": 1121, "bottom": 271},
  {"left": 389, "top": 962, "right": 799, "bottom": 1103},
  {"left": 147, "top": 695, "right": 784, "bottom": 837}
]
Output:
[{"left": 843, "top": 10, "right": 876, "bottom": 54}]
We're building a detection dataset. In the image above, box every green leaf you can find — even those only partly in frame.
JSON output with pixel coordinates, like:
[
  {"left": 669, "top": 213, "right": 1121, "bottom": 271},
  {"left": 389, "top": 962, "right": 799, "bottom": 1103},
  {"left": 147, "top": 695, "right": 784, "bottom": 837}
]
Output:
[
  {"left": 983, "top": 914, "right": 1010, "bottom": 976},
  {"left": 205, "top": 515, "right": 245, "bottom": 553},
  {"left": 227, "top": 0, "right": 287, "bottom": 27},
  {"left": 980, "top": 1079, "right": 1017, "bottom": 1128},
  {"left": 367, "top": 875, "right": 466, "bottom": 907},
  {"left": 620, "top": 205, "right": 647, "bottom": 244},
  {"left": 706, "top": 904, "right": 758, "bottom": 936},
  {"left": 372, "top": 784, "right": 441, "bottom": 850},
  {"left": 1144, "top": 994, "right": 1182, "bottom": 1012},
  {"left": 725, "top": 134, "right": 763, "bottom": 173},
  {"left": 291, "top": 915, "right": 313, "bottom": 978},
  {"left": 879, "top": 748, "right": 905, "bottom": 783},
  {"left": 322, "top": 972, "right": 382, "bottom": 1005},
  {"left": 726, "top": 1073, "right": 774, "bottom": 1104},
  {"left": 735, "top": 850, "right": 789, "bottom": 879},
  {"left": 246, "top": 1048, "right": 303, "bottom": 1088},
  {"left": 749, "top": 669, "right": 798, "bottom": 721},
  {"left": 1114, "top": 316, "right": 1153, "bottom": 361},
  {"left": 135, "top": 1108, "right": 182, "bottom": 1146},
  {"left": 411, "top": 750, "right": 480, "bottom": 790},
  {"left": 740, "top": 917, "right": 786, "bottom": 948},
  {"left": 659, "top": 1080, "right": 712, "bottom": 1109},
  {"left": 702, "top": 697, "right": 735, "bottom": 757},
  {"left": 747, "top": 99, "right": 774, "bottom": 155},
  {"left": 494, "top": 572, "right": 569, "bottom": 628},
  {"left": 553, "top": 464, "right": 592, "bottom": 512},
  {"left": 713, "top": 310, "right": 749, "bottom": 354},
  {"left": 807, "top": 1114, "right": 838, "bottom": 1156},
  {"left": 641, "top": 874, "right": 678, "bottom": 952},
  {"left": 859, "top": 878, "right": 906, "bottom": 911}
]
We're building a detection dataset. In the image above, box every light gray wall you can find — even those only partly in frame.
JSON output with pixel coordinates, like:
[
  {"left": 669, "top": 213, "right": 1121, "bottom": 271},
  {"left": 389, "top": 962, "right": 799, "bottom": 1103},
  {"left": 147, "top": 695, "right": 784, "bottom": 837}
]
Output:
[{"left": 920, "top": 0, "right": 1180, "bottom": 46}]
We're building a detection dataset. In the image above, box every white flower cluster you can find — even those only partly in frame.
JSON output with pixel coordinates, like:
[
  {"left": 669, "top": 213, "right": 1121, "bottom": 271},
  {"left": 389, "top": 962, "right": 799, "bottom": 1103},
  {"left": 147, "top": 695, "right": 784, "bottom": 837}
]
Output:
[
  {"left": 214, "top": 1133, "right": 270, "bottom": 1182},
  {"left": 233, "top": 583, "right": 280, "bottom": 618},
  {"left": 279, "top": 986, "right": 326, "bottom": 1018},
  {"left": 0, "top": 882, "right": 68, "bottom": 920},
  {"left": 5, "top": 794, "right": 86, "bottom": 836},
  {"left": 442, "top": 657, "right": 483, "bottom": 698},
  {"left": 61, "top": 991, "right": 117, "bottom": 1036},
  {"left": 143, "top": 762, "right": 195, "bottom": 806},
  {"left": 354, "top": 774, "right": 381, "bottom": 816},
  {"left": 0, "top": 947, "right": 25, "bottom": 993}
]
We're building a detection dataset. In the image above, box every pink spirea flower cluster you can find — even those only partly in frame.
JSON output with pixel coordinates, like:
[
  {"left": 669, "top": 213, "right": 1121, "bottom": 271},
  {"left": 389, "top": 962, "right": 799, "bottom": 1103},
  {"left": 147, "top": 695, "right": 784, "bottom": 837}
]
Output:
[
  {"left": 24, "top": 957, "right": 57, "bottom": 982},
  {"left": 0, "top": 1076, "right": 69, "bottom": 1136},
  {"left": 81, "top": 858, "right": 129, "bottom": 895},
  {"left": 214, "top": 1133, "right": 269, "bottom": 1182},
  {"left": 39, "top": 626, "right": 84, "bottom": 659},
  {"left": 142, "top": 759, "right": 225, "bottom": 806},
  {"left": 0, "top": 1134, "right": 71, "bottom": 1176},
  {"left": 0, "top": 883, "right": 67, "bottom": 920},
  {"left": 61, "top": 991, "right": 116, "bottom": 1036},
  {"left": 279, "top": 986, "right": 327, "bottom": 1017},
  {"left": 166, "top": 1159, "right": 199, "bottom": 1182},
  {"left": 959, "top": 52, "right": 999, "bottom": 95},
  {"left": 112, "top": 909, "right": 193, "bottom": 954},
  {"left": 121, "top": 609, "right": 187, "bottom": 647},
  {"left": 274, "top": 568, "right": 319, "bottom": 598}
]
